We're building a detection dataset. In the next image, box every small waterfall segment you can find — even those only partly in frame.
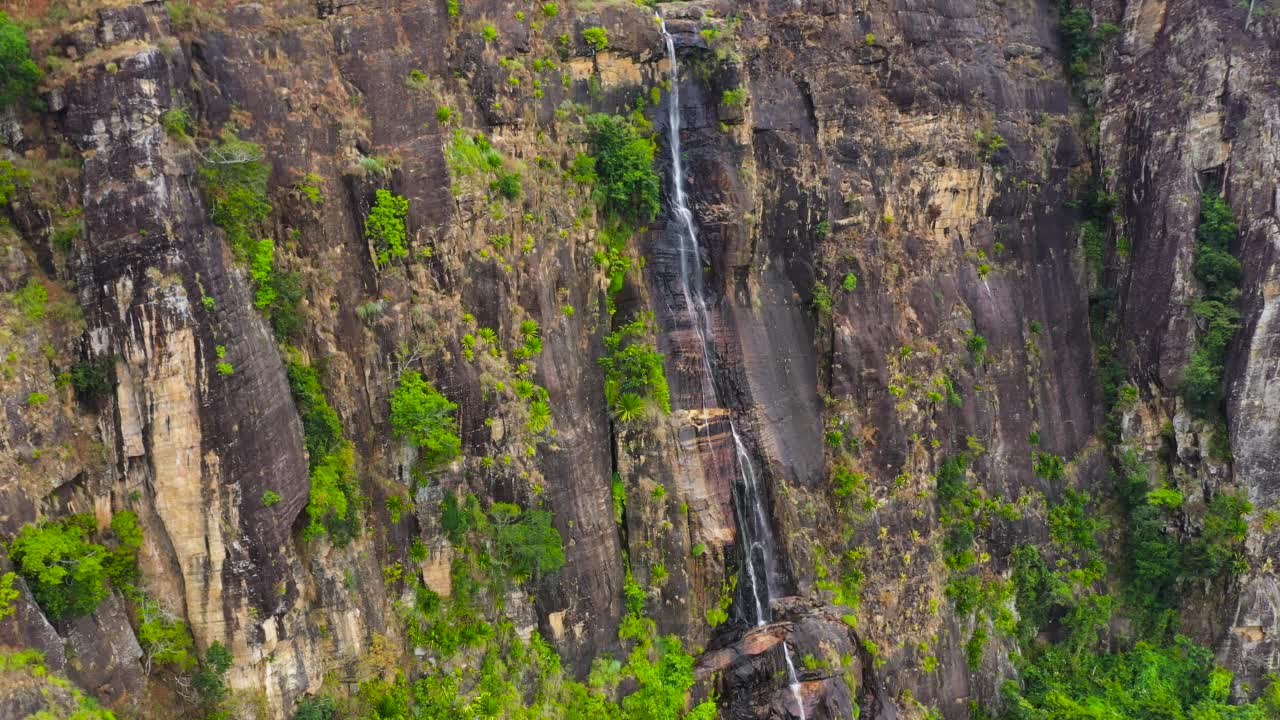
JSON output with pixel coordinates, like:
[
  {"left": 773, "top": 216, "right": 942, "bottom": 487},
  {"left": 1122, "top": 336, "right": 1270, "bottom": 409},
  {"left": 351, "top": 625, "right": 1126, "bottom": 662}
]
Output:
[{"left": 657, "top": 15, "right": 807, "bottom": 720}]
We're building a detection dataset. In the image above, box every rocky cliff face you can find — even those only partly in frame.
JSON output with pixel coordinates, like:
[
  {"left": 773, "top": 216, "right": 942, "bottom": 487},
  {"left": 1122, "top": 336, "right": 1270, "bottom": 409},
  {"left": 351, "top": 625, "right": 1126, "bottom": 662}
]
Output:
[{"left": 0, "top": 0, "right": 1277, "bottom": 718}]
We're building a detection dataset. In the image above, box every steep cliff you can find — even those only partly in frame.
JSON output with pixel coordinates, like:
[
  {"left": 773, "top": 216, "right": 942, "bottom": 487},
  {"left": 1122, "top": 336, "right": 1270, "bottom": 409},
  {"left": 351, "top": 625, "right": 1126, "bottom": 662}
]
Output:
[{"left": 0, "top": 0, "right": 1278, "bottom": 718}]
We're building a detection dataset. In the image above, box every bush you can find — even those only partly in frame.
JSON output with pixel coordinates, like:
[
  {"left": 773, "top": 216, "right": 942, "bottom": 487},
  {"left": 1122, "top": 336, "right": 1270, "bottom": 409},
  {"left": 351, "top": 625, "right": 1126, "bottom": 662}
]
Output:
[
  {"left": 811, "top": 282, "right": 833, "bottom": 316},
  {"left": 0, "top": 12, "right": 41, "bottom": 110},
  {"left": 389, "top": 371, "right": 461, "bottom": 468},
  {"left": 367, "top": 188, "right": 410, "bottom": 265},
  {"left": 582, "top": 27, "right": 608, "bottom": 52},
  {"left": 599, "top": 318, "right": 670, "bottom": 416},
  {"left": 491, "top": 171, "right": 522, "bottom": 200},
  {"left": 490, "top": 503, "right": 565, "bottom": 580},
  {"left": 721, "top": 88, "right": 747, "bottom": 108},
  {"left": 193, "top": 641, "right": 233, "bottom": 709},
  {"left": 262, "top": 490, "right": 282, "bottom": 507},
  {"left": 1033, "top": 452, "right": 1065, "bottom": 481},
  {"left": 289, "top": 361, "right": 361, "bottom": 545},
  {"left": 199, "top": 135, "right": 271, "bottom": 258},
  {"left": 0, "top": 159, "right": 27, "bottom": 205},
  {"left": 293, "top": 696, "right": 338, "bottom": 720},
  {"left": 1001, "top": 635, "right": 1265, "bottom": 718},
  {"left": 584, "top": 114, "right": 660, "bottom": 225},
  {"left": 303, "top": 445, "right": 361, "bottom": 545},
  {"left": 160, "top": 108, "right": 193, "bottom": 139},
  {"left": 1185, "top": 491, "right": 1252, "bottom": 579},
  {"left": 1184, "top": 190, "right": 1241, "bottom": 414},
  {"left": 7, "top": 515, "right": 111, "bottom": 621},
  {"left": 287, "top": 363, "right": 343, "bottom": 459},
  {"left": 136, "top": 597, "right": 196, "bottom": 671},
  {"left": 14, "top": 278, "right": 47, "bottom": 320},
  {"left": 965, "top": 332, "right": 987, "bottom": 360},
  {"left": 1117, "top": 451, "right": 1181, "bottom": 624}
]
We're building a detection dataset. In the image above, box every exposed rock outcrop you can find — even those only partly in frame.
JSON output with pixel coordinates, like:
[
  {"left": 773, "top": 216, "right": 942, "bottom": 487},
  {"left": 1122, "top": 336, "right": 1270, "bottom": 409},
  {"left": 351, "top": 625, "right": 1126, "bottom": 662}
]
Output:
[{"left": 0, "top": 0, "right": 1277, "bottom": 717}]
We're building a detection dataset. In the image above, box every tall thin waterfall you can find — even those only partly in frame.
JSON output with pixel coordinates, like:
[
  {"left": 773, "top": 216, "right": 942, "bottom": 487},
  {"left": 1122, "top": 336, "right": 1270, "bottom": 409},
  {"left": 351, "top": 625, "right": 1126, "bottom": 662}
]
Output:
[{"left": 657, "top": 15, "right": 807, "bottom": 720}]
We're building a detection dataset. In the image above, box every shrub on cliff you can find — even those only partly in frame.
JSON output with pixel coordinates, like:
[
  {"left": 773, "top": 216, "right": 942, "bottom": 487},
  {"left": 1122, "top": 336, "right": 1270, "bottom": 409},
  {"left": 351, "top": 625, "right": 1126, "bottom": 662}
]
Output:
[
  {"left": 1184, "top": 189, "right": 1242, "bottom": 414},
  {"left": 490, "top": 503, "right": 565, "bottom": 580},
  {"left": 199, "top": 134, "right": 271, "bottom": 258},
  {"left": 288, "top": 360, "right": 362, "bottom": 545},
  {"left": 389, "top": 370, "right": 461, "bottom": 468},
  {"left": 366, "top": 188, "right": 409, "bottom": 265},
  {"left": 6, "top": 513, "right": 140, "bottom": 621},
  {"left": 0, "top": 12, "right": 41, "bottom": 110},
  {"left": 600, "top": 317, "right": 670, "bottom": 418},
  {"left": 584, "top": 113, "right": 660, "bottom": 225},
  {"left": 288, "top": 362, "right": 343, "bottom": 458}
]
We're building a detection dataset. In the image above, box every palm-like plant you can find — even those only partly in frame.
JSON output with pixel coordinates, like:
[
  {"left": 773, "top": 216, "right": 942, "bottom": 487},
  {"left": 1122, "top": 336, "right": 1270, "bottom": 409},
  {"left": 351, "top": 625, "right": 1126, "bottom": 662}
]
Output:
[{"left": 613, "top": 392, "right": 645, "bottom": 424}]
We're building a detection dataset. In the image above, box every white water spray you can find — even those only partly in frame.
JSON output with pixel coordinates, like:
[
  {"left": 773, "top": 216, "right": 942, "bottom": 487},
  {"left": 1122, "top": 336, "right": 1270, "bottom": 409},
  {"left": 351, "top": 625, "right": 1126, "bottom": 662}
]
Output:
[{"left": 657, "top": 15, "right": 806, "bottom": 720}]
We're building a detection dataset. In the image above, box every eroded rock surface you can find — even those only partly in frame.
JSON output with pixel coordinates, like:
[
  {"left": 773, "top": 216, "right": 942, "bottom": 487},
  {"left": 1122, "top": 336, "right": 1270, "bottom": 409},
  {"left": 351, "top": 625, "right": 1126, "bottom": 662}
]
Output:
[{"left": 0, "top": 0, "right": 1277, "bottom": 717}]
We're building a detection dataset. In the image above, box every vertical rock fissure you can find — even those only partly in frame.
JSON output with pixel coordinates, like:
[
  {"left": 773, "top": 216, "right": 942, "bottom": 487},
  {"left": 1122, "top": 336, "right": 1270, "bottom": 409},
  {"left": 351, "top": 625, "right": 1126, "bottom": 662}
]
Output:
[{"left": 656, "top": 15, "right": 806, "bottom": 719}]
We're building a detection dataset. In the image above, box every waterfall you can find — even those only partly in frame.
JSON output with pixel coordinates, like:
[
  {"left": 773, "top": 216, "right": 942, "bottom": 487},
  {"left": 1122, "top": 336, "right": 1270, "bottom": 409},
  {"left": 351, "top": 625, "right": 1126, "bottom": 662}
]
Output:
[{"left": 657, "top": 15, "right": 807, "bottom": 720}]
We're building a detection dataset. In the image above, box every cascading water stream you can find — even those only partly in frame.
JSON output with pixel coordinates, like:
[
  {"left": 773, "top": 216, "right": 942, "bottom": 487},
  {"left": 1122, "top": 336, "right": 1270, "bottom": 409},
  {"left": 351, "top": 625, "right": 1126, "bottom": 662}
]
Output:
[{"left": 657, "top": 15, "right": 806, "bottom": 720}]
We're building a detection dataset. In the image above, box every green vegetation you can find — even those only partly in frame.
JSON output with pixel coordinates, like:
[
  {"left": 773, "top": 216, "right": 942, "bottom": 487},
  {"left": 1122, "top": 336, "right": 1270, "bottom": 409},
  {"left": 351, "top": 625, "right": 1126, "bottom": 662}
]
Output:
[
  {"left": 387, "top": 490, "right": 714, "bottom": 719},
  {"left": 721, "top": 88, "right": 747, "bottom": 108},
  {"left": 541, "top": 2, "right": 559, "bottom": 16},
  {"left": 305, "top": 446, "right": 360, "bottom": 544},
  {"left": 0, "top": 159, "right": 27, "bottom": 206},
  {"left": 0, "top": 571, "right": 17, "bottom": 620},
  {"left": 491, "top": 171, "right": 523, "bottom": 200},
  {"left": 583, "top": 26, "right": 609, "bottom": 52},
  {"left": 965, "top": 331, "right": 987, "bottom": 362},
  {"left": 812, "top": 282, "right": 833, "bottom": 316},
  {"left": 600, "top": 317, "right": 670, "bottom": 419},
  {"left": 1002, "top": 634, "right": 1268, "bottom": 718},
  {"left": 69, "top": 356, "right": 114, "bottom": 399},
  {"left": 982, "top": 447, "right": 1271, "bottom": 719},
  {"left": 1057, "top": 1, "right": 1119, "bottom": 82},
  {"left": 592, "top": 222, "right": 636, "bottom": 306},
  {"left": 136, "top": 596, "right": 197, "bottom": 671},
  {"left": 482, "top": 24, "right": 498, "bottom": 43},
  {"left": 367, "top": 188, "right": 410, "bottom": 265},
  {"left": 14, "top": 278, "right": 47, "bottom": 320},
  {"left": 0, "top": 12, "right": 41, "bottom": 110},
  {"left": 262, "top": 489, "right": 282, "bottom": 507},
  {"left": 1184, "top": 189, "right": 1242, "bottom": 414},
  {"left": 1185, "top": 490, "right": 1252, "bottom": 580},
  {"left": 198, "top": 137, "right": 301, "bottom": 333},
  {"left": 293, "top": 696, "right": 338, "bottom": 720},
  {"left": 583, "top": 114, "right": 660, "bottom": 225},
  {"left": 1033, "top": 452, "right": 1065, "bottom": 481},
  {"left": 193, "top": 641, "right": 234, "bottom": 714},
  {"left": 199, "top": 134, "right": 271, "bottom": 259},
  {"left": 288, "top": 361, "right": 361, "bottom": 545},
  {"left": 6, "top": 512, "right": 141, "bottom": 621},
  {"left": 0, "top": 650, "right": 116, "bottom": 719},
  {"left": 161, "top": 108, "right": 193, "bottom": 139},
  {"left": 489, "top": 502, "right": 566, "bottom": 580},
  {"left": 389, "top": 370, "right": 462, "bottom": 468},
  {"left": 447, "top": 129, "right": 503, "bottom": 175},
  {"left": 288, "top": 362, "right": 343, "bottom": 459},
  {"left": 974, "top": 129, "right": 1005, "bottom": 162},
  {"left": 295, "top": 172, "right": 324, "bottom": 204}
]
